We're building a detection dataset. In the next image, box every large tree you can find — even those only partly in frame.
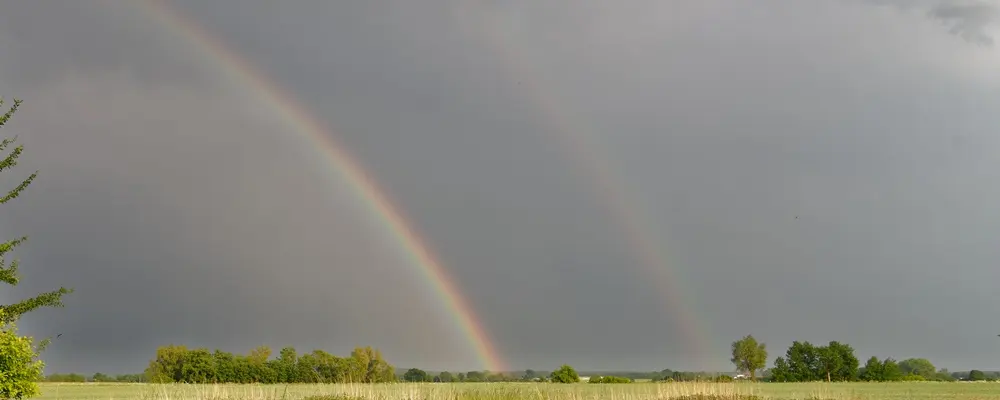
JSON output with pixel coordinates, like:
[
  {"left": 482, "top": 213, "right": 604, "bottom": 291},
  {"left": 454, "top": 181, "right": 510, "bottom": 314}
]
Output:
[
  {"left": 817, "top": 341, "right": 859, "bottom": 382},
  {"left": 0, "top": 99, "right": 72, "bottom": 322},
  {"left": 860, "top": 356, "right": 883, "bottom": 381},
  {"left": 898, "top": 358, "right": 936, "bottom": 379},
  {"left": 403, "top": 368, "right": 428, "bottom": 382},
  {"left": 731, "top": 334, "right": 768, "bottom": 380},
  {"left": 0, "top": 98, "right": 73, "bottom": 399}
]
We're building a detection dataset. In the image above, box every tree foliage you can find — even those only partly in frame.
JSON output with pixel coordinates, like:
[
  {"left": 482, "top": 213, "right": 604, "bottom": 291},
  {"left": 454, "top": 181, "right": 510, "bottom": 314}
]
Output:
[
  {"left": 0, "top": 98, "right": 72, "bottom": 399},
  {"left": 0, "top": 311, "right": 44, "bottom": 400},
  {"left": 769, "top": 341, "right": 859, "bottom": 382},
  {"left": 0, "top": 99, "right": 72, "bottom": 325},
  {"left": 143, "top": 344, "right": 396, "bottom": 384},
  {"left": 968, "top": 370, "right": 986, "bottom": 381},
  {"left": 860, "top": 356, "right": 902, "bottom": 382},
  {"left": 549, "top": 364, "right": 580, "bottom": 383},
  {"left": 403, "top": 368, "right": 429, "bottom": 382},
  {"left": 437, "top": 371, "right": 456, "bottom": 382},
  {"left": 731, "top": 334, "right": 768, "bottom": 380},
  {"left": 588, "top": 375, "right": 633, "bottom": 383},
  {"left": 897, "top": 358, "right": 936, "bottom": 380}
]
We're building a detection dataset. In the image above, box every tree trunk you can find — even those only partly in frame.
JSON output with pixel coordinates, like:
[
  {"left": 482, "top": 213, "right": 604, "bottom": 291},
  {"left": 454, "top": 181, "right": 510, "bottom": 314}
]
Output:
[
  {"left": 750, "top": 369, "right": 756, "bottom": 380},
  {"left": 827, "top": 371, "right": 831, "bottom": 382}
]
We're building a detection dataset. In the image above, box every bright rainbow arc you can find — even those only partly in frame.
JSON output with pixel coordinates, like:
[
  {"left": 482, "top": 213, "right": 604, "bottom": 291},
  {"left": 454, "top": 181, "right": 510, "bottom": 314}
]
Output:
[
  {"left": 134, "top": 0, "right": 506, "bottom": 373},
  {"left": 450, "top": 2, "right": 713, "bottom": 368}
]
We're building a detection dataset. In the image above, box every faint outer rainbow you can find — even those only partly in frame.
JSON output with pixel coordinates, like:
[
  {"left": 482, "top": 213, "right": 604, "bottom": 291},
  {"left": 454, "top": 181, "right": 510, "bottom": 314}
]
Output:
[
  {"left": 450, "top": 2, "right": 713, "bottom": 367},
  {"left": 132, "top": 0, "right": 506, "bottom": 372}
]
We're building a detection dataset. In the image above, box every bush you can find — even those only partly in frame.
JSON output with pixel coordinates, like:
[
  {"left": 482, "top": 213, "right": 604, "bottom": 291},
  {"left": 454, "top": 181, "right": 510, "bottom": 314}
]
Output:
[
  {"left": 900, "top": 374, "right": 926, "bottom": 381},
  {"left": 0, "top": 316, "right": 45, "bottom": 399},
  {"left": 549, "top": 365, "right": 580, "bottom": 383},
  {"left": 588, "top": 376, "right": 633, "bottom": 383}
]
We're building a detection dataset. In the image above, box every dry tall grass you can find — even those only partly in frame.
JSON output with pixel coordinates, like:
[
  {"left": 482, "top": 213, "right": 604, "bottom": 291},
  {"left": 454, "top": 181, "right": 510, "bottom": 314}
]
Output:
[{"left": 35, "top": 381, "right": 1000, "bottom": 400}]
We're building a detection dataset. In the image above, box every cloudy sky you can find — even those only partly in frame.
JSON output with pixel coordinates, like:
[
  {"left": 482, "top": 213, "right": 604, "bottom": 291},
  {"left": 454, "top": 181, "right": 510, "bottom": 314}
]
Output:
[{"left": 1, "top": 0, "right": 999, "bottom": 375}]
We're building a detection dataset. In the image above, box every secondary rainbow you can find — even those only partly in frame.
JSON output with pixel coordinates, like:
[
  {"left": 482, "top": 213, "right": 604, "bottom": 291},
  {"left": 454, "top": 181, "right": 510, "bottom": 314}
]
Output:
[
  {"left": 133, "top": 0, "right": 506, "bottom": 373},
  {"left": 449, "top": 2, "right": 713, "bottom": 368}
]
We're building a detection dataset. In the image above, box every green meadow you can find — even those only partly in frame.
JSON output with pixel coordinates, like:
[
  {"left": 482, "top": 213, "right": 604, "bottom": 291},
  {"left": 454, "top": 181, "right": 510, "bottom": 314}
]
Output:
[{"left": 31, "top": 382, "right": 1000, "bottom": 400}]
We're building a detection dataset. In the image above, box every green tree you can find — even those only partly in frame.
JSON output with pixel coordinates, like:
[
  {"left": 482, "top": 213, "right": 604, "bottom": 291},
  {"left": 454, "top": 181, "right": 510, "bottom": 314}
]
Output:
[
  {"left": 730, "top": 334, "right": 768, "bottom": 380},
  {"left": 0, "top": 98, "right": 73, "bottom": 399},
  {"left": 181, "top": 348, "right": 216, "bottom": 383},
  {"left": 90, "top": 373, "right": 113, "bottom": 382},
  {"left": 786, "top": 341, "right": 825, "bottom": 381},
  {"left": 0, "top": 310, "right": 45, "bottom": 399},
  {"left": 294, "top": 352, "right": 320, "bottom": 383},
  {"left": 860, "top": 356, "right": 882, "bottom": 381},
  {"left": 881, "top": 358, "right": 902, "bottom": 381},
  {"left": 144, "top": 344, "right": 189, "bottom": 383},
  {"left": 822, "top": 343, "right": 842, "bottom": 381},
  {"left": 522, "top": 369, "right": 537, "bottom": 381},
  {"left": 275, "top": 347, "right": 298, "bottom": 383},
  {"left": 898, "top": 358, "right": 935, "bottom": 379},
  {"left": 549, "top": 365, "right": 580, "bottom": 383},
  {"left": 933, "top": 368, "right": 956, "bottom": 382},
  {"left": 403, "top": 368, "right": 428, "bottom": 382},
  {"left": 466, "top": 371, "right": 486, "bottom": 382},
  {"left": 818, "top": 341, "right": 858, "bottom": 381},
  {"left": 114, "top": 374, "right": 145, "bottom": 383},
  {"left": 438, "top": 371, "right": 455, "bottom": 382},
  {"left": 968, "top": 370, "right": 986, "bottom": 381},
  {"left": 247, "top": 346, "right": 271, "bottom": 365},
  {"left": 770, "top": 357, "right": 791, "bottom": 382}
]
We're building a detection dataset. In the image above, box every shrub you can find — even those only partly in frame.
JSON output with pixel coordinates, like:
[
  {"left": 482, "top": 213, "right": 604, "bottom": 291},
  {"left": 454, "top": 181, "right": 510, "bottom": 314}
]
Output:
[
  {"left": 0, "top": 314, "right": 45, "bottom": 399},
  {"left": 588, "top": 376, "right": 633, "bottom": 383},
  {"left": 549, "top": 365, "right": 580, "bottom": 383}
]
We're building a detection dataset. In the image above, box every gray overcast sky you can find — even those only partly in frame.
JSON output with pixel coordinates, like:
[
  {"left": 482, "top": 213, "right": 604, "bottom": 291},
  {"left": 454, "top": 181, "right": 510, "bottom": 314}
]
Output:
[{"left": 1, "top": 0, "right": 999, "bottom": 375}]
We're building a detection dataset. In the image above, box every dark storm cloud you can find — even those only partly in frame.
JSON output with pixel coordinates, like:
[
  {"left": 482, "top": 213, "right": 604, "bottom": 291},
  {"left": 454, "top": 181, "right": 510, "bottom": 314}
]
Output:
[
  {"left": 1, "top": 0, "right": 1000, "bottom": 375},
  {"left": 928, "top": 2, "right": 999, "bottom": 46},
  {"left": 0, "top": 71, "right": 467, "bottom": 373},
  {"left": 0, "top": 3, "right": 488, "bottom": 373},
  {"left": 865, "top": 0, "right": 999, "bottom": 47}
]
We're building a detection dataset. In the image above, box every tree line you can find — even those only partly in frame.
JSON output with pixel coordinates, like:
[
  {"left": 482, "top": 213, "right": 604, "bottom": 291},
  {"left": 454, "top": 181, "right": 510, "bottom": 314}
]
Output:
[
  {"left": 32, "top": 335, "right": 1000, "bottom": 385},
  {"left": 142, "top": 345, "right": 395, "bottom": 384},
  {"left": 731, "top": 335, "right": 995, "bottom": 382},
  {"left": 36, "top": 336, "right": 1000, "bottom": 384},
  {"left": 43, "top": 373, "right": 145, "bottom": 383}
]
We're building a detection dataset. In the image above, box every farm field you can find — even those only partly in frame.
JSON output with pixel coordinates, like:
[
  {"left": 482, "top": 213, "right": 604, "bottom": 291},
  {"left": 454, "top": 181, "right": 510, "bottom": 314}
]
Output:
[{"left": 32, "top": 382, "right": 1000, "bottom": 400}]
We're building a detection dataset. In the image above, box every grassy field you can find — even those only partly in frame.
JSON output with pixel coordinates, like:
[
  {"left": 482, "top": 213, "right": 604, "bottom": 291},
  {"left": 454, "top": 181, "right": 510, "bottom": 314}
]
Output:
[{"left": 32, "top": 382, "right": 1000, "bottom": 400}]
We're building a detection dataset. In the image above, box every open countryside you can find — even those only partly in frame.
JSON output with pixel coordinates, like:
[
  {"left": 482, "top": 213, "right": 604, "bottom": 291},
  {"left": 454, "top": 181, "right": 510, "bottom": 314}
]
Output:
[
  {"left": 2, "top": 2, "right": 999, "bottom": 400},
  {"left": 23, "top": 338, "right": 1000, "bottom": 400}
]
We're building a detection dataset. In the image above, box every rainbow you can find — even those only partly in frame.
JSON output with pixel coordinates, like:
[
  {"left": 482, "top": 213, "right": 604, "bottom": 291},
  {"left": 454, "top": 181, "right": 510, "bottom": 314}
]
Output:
[
  {"left": 132, "top": 0, "right": 506, "bottom": 373},
  {"left": 449, "top": 2, "right": 713, "bottom": 367}
]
